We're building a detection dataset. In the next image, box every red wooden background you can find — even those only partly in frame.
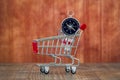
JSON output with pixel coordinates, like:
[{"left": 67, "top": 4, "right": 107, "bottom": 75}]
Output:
[{"left": 0, "top": 0, "right": 120, "bottom": 63}]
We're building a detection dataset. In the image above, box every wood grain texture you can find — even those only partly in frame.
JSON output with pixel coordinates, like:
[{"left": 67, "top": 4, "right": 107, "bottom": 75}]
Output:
[
  {"left": 0, "top": 0, "right": 120, "bottom": 63},
  {"left": 0, "top": 63, "right": 120, "bottom": 80}
]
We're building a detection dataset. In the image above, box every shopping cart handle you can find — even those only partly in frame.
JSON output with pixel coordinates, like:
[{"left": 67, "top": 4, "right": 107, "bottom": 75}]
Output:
[
  {"left": 32, "top": 41, "right": 38, "bottom": 54},
  {"left": 80, "top": 24, "right": 86, "bottom": 31}
]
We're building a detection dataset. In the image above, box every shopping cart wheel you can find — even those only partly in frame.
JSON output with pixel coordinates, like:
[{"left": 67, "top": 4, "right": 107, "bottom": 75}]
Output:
[
  {"left": 71, "top": 66, "right": 76, "bottom": 74},
  {"left": 40, "top": 66, "right": 45, "bottom": 73},
  {"left": 65, "top": 66, "right": 70, "bottom": 73},
  {"left": 44, "top": 66, "right": 49, "bottom": 74}
]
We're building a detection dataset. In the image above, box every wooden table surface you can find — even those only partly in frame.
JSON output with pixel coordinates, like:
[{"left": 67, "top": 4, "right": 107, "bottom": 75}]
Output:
[{"left": 0, "top": 63, "right": 120, "bottom": 80}]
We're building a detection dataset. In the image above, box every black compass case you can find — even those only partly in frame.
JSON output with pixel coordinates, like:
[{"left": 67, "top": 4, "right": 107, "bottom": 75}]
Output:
[{"left": 61, "top": 18, "right": 80, "bottom": 35}]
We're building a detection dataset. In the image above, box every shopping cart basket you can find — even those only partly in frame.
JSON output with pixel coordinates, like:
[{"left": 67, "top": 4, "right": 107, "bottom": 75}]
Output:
[{"left": 32, "top": 13, "right": 86, "bottom": 74}]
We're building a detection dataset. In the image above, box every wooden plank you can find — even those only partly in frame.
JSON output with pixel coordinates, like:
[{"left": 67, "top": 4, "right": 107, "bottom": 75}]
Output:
[
  {"left": 101, "top": 0, "right": 120, "bottom": 62},
  {"left": 84, "top": 0, "right": 101, "bottom": 62}
]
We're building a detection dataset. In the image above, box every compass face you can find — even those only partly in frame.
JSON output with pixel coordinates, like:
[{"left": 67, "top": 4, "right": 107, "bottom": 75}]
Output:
[{"left": 62, "top": 18, "right": 80, "bottom": 35}]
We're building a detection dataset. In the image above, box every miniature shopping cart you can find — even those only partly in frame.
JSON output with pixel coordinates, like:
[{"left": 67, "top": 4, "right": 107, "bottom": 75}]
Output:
[{"left": 32, "top": 12, "right": 86, "bottom": 74}]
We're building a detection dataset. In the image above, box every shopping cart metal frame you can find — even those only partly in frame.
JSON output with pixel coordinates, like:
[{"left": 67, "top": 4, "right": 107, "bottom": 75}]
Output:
[{"left": 32, "top": 13, "right": 86, "bottom": 74}]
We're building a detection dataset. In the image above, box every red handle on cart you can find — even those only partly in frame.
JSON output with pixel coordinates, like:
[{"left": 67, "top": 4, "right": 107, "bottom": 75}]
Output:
[
  {"left": 80, "top": 24, "right": 86, "bottom": 30},
  {"left": 32, "top": 41, "right": 38, "bottom": 54}
]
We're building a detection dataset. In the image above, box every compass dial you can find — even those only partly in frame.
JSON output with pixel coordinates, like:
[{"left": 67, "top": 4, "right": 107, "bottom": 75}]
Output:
[{"left": 62, "top": 18, "right": 80, "bottom": 35}]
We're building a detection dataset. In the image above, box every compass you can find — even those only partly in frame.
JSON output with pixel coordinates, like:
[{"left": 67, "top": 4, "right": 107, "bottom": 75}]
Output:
[{"left": 62, "top": 18, "right": 80, "bottom": 35}]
